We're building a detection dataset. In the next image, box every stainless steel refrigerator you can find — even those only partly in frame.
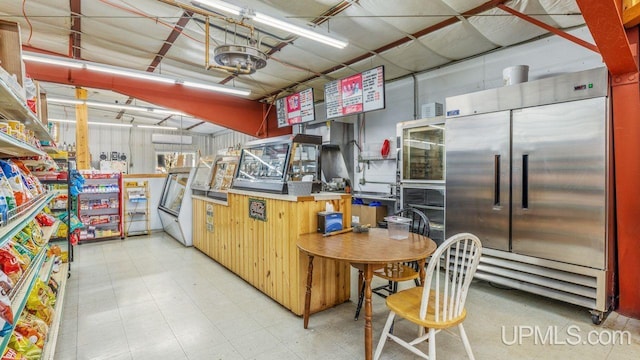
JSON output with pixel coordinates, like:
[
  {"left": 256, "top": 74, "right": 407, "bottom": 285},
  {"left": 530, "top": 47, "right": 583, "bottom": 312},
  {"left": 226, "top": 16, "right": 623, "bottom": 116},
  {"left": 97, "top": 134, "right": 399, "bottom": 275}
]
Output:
[{"left": 445, "top": 67, "right": 615, "bottom": 324}]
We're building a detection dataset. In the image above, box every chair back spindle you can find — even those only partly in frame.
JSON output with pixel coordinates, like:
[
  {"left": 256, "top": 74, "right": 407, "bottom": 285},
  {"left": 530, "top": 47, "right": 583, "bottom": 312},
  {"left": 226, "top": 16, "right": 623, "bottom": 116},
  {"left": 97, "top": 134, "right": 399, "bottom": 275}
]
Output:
[{"left": 419, "top": 233, "right": 482, "bottom": 323}]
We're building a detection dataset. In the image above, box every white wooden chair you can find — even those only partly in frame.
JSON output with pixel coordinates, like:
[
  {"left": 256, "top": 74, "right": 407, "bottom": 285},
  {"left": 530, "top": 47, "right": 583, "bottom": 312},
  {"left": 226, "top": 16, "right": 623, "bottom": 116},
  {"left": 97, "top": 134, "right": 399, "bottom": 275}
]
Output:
[{"left": 374, "top": 233, "right": 482, "bottom": 360}]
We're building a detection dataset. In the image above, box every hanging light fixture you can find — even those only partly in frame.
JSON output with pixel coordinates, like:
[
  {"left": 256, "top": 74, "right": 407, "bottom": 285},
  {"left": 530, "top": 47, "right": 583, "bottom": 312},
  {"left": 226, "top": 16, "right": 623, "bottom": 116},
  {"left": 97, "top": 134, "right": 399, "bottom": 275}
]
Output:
[{"left": 195, "top": 0, "right": 347, "bottom": 48}]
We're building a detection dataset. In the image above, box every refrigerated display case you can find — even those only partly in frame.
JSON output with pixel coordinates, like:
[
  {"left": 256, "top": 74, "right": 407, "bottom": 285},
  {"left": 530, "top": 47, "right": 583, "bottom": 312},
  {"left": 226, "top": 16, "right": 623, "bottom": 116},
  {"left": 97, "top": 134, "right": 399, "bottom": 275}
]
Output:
[
  {"left": 158, "top": 167, "right": 195, "bottom": 246},
  {"left": 190, "top": 155, "right": 215, "bottom": 194},
  {"left": 190, "top": 155, "right": 239, "bottom": 201},
  {"left": 232, "top": 134, "right": 322, "bottom": 194},
  {"left": 396, "top": 117, "right": 445, "bottom": 244},
  {"left": 208, "top": 155, "right": 239, "bottom": 200}
]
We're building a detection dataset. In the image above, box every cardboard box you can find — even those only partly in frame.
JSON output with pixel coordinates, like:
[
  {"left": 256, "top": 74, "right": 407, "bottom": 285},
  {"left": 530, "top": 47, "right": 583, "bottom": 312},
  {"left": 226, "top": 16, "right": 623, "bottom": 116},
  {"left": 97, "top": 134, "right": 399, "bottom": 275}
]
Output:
[{"left": 351, "top": 205, "right": 387, "bottom": 227}]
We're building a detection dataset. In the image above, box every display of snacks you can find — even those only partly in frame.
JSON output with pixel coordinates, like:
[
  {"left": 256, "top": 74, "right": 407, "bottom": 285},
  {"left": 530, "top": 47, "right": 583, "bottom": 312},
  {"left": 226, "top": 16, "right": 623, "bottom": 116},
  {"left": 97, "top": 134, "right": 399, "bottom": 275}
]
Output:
[{"left": 79, "top": 198, "right": 118, "bottom": 210}]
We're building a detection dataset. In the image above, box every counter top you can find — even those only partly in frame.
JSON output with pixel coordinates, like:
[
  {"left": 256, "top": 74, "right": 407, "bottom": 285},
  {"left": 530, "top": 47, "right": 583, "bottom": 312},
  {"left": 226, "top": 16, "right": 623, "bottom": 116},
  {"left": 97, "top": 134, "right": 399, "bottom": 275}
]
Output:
[
  {"left": 191, "top": 194, "right": 229, "bottom": 206},
  {"left": 352, "top": 192, "right": 397, "bottom": 202},
  {"left": 123, "top": 173, "right": 167, "bottom": 178},
  {"left": 228, "top": 188, "right": 349, "bottom": 202}
]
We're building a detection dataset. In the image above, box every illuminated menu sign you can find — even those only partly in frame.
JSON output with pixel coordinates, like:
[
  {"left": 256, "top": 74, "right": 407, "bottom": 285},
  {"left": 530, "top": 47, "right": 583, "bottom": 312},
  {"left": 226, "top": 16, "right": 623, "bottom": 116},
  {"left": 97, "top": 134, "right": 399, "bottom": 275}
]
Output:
[
  {"left": 276, "top": 88, "right": 315, "bottom": 128},
  {"left": 324, "top": 66, "right": 385, "bottom": 119}
]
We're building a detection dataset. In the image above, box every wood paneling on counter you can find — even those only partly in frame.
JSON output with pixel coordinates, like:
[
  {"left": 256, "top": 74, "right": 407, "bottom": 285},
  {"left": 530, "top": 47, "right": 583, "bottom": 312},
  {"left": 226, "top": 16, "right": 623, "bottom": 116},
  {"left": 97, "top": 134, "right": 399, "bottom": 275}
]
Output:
[{"left": 193, "top": 193, "right": 352, "bottom": 315}]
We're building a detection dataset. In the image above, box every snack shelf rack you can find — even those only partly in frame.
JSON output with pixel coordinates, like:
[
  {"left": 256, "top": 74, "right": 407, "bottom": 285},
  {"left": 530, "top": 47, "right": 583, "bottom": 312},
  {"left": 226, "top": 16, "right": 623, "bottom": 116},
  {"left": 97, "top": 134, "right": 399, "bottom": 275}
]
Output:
[
  {"left": 40, "top": 262, "right": 68, "bottom": 360},
  {"left": 0, "top": 193, "right": 53, "bottom": 248},
  {"left": 78, "top": 172, "right": 123, "bottom": 241},
  {"left": 0, "top": 219, "right": 60, "bottom": 355},
  {"left": 124, "top": 180, "right": 150, "bottom": 236}
]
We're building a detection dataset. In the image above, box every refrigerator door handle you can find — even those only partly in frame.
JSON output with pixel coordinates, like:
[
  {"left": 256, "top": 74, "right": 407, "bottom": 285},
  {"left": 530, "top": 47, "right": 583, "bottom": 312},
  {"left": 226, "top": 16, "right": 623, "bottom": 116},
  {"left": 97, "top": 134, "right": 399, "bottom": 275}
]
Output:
[
  {"left": 494, "top": 155, "right": 500, "bottom": 207},
  {"left": 522, "top": 154, "right": 529, "bottom": 209}
]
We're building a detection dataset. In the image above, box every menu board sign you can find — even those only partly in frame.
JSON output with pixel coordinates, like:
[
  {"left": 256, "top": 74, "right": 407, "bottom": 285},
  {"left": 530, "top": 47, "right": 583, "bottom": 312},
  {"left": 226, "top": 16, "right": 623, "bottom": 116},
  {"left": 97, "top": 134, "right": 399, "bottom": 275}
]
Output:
[
  {"left": 324, "top": 66, "right": 385, "bottom": 119},
  {"left": 276, "top": 88, "right": 315, "bottom": 128}
]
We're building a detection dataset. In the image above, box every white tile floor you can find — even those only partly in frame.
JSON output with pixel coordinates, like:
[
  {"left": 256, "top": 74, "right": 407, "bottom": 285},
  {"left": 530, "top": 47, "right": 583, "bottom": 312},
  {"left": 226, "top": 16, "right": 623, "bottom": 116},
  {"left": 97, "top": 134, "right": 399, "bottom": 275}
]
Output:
[{"left": 55, "top": 232, "right": 640, "bottom": 360}]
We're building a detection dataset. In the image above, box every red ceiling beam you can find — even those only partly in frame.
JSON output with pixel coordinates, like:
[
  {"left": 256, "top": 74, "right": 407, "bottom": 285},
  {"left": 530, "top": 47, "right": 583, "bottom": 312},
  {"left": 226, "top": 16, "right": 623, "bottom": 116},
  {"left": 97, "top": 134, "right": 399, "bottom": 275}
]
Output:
[
  {"left": 497, "top": 4, "right": 599, "bottom": 54},
  {"left": 576, "top": 0, "right": 637, "bottom": 75},
  {"left": 116, "top": 10, "right": 195, "bottom": 120},
  {"left": 69, "top": 0, "right": 81, "bottom": 58},
  {"left": 25, "top": 61, "right": 288, "bottom": 138},
  {"left": 148, "top": 10, "right": 194, "bottom": 72}
]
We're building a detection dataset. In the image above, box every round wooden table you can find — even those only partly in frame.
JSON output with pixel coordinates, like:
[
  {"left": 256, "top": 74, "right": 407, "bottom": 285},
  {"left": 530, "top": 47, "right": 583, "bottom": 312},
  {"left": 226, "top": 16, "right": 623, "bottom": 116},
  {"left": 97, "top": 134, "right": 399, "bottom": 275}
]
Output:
[{"left": 297, "top": 228, "right": 437, "bottom": 360}]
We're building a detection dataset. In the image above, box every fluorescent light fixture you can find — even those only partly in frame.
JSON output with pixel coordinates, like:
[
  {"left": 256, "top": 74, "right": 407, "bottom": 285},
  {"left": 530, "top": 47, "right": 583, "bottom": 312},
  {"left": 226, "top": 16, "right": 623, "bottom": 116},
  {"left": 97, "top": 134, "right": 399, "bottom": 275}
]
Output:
[
  {"left": 195, "top": 0, "right": 242, "bottom": 16},
  {"left": 195, "top": 0, "right": 347, "bottom": 49},
  {"left": 137, "top": 125, "right": 179, "bottom": 130},
  {"left": 182, "top": 81, "right": 251, "bottom": 96},
  {"left": 47, "top": 98, "right": 84, "bottom": 105},
  {"left": 48, "top": 119, "right": 76, "bottom": 124},
  {"left": 85, "top": 64, "right": 176, "bottom": 85},
  {"left": 48, "top": 98, "right": 188, "bottom": 116},
  {"left": 22, "top": 52, "right": 251, "bottom": 96},
  {"left": 22, "top": 54, "right": 85, "bottom": 69},
  {"left": 48, "top": 119, "right": 133, "bottom": 127},
  {"left": 253, "top": 13, "right": 347, "bottom": 49}
]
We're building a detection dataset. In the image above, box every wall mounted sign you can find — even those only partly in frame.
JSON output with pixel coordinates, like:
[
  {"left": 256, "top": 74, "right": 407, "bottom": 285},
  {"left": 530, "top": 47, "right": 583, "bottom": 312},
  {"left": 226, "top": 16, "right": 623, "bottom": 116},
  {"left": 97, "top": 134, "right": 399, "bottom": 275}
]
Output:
[
  {"left": 249, "top": 198, "right": 267, "bottom": 221},
  {"left": 324, "top": 65, "right": 385, "bottom": 119},
  {"left": 276, "top": 88, "right": 315, "bottom": 127}
]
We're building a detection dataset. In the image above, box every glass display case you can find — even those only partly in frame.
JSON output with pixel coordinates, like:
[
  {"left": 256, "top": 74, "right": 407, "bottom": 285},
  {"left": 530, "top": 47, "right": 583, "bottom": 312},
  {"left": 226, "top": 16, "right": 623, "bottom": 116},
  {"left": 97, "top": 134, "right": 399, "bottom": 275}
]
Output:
[
  {"left": 396, "top": 117, "right": 445, "bottom": 183},
  {"left": 207, "top": 155, "right": 239, "bottom": 200},
  {"left": 160, "top": 171, "right": 190, "bottom": 215},
  {"left": 396, "top": 117, "right": 446, "bottom": 245},
  {"left": 233, "top": 134, "right": 323, "bottom": 194},
  {"left": 158, "top": 167, "right": 195, "bottom": 246},
  {"left": 191, "top": 155, "right": 216, "bottom": 193}
]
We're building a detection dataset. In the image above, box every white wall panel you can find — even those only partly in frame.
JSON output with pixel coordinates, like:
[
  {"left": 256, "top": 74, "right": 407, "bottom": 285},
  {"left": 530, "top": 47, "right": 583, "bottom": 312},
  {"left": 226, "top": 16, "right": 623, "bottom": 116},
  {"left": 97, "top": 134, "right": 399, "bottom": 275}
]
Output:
[
  {"left": 57, "top": 125, "right": 213, "bottom": 173},
  {"left": 210, "top": 131, "right": 256, "bottom": 154}
]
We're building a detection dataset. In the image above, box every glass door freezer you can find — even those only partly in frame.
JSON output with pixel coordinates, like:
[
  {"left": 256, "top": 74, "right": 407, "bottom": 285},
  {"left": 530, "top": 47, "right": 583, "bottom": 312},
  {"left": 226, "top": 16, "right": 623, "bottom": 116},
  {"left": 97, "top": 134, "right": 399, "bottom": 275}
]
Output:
[{"left": 158, "top": 167, "right": 195, "bottom": 246}]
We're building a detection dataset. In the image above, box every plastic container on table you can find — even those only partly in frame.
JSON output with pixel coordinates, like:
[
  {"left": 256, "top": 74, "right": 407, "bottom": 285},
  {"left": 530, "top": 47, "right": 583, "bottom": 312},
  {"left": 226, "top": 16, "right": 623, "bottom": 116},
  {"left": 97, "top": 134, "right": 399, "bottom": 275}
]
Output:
[{"left": 384, "top": 216, "right": 411, "bottom": 240}]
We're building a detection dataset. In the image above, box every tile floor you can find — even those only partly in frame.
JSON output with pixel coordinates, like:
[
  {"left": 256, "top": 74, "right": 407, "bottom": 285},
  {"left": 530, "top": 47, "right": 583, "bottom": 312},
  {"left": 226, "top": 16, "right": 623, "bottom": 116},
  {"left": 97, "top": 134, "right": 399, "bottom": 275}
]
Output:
[{"left": 54, "top": 232, "right": 640, "bottom": 360}]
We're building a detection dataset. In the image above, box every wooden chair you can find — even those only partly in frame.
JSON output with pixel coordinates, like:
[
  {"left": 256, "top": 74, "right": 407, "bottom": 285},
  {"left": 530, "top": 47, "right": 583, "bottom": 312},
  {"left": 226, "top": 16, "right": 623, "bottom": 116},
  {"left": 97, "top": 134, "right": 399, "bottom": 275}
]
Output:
[
  {"left": 354, "top": 207, "right": 430, "bottom": 320},
  {"left": 374, "top": 233, "right": 482, "bottom": 360}
]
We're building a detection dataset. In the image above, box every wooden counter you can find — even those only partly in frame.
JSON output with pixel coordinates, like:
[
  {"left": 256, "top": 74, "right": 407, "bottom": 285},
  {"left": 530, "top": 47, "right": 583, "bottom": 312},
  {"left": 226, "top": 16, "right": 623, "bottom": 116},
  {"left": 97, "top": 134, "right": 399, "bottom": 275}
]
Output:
[{"left": 192, "top": 190, "right": 352, "bottom": 315}]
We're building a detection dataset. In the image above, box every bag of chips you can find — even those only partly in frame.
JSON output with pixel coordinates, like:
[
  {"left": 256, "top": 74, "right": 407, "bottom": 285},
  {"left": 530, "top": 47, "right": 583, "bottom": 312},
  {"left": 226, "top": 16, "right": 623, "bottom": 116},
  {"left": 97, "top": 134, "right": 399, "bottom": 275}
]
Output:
[
  {"left": 8, "top": 242, "right": 32, "bottom": 270},
  {"left": 0, "top": 272, "right": 13, "bottom": 297},
  {"left": 2, "top": 347, "right": 25, "bottom": 360},
  {"left": 0, "top": 161, "right": 31, "bottom": 206},
  {"left": 12, "top": 232, "right": 37, "bottom": 255},
  {"left": 8, "top": 332, "right": 41, "bottom": 359},
  {"left": 0, "top": 247, "right": 23, "bottom": 284},
  {"left": 25, "top": 279, "right": 55, "bottom": 324},
  {"left": 0, "top": 170, "right": 17, "bottom": 211},
  {"left": 15, "top": 313, "right": 49, "bottom": 349},
  {"left": 0, "top": 291, "right": 14, "bottom": 338},
  {"left": 34, "top": 213, "right": 55, "bottom": 227}
]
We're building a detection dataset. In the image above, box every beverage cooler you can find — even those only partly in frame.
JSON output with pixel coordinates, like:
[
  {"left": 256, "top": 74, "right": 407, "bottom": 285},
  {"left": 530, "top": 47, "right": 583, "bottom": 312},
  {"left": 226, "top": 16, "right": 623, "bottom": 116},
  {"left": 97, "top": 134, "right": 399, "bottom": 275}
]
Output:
[
  {"left": 158, "top": 167, "right": 195, "bottom": 246},
  {"left": 396, "top": 117, "right": 446, "bottom": 245},
  {"left": 445, "top": 67, "right": 614, "bottom": 324}
]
